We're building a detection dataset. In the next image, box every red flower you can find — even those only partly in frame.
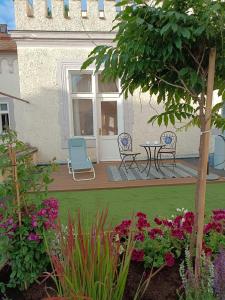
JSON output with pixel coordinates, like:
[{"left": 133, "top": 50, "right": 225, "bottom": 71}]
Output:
[
  {"left": 149, "top": 228, "right": 163, "bottom": 239},
  {"left": 171, "top": 229, "right": 184, "bottom": 240},
  {"left": 137, "top": 217, "right": 150, "bottom": 230},
  {"left": 136, "top": 212, "right": 147, "bottom": 218},
  {"left": 174, "top": 215, "right": 182, "bottom": 226},
  {"left": 164, "top": 252, "right": 175, "bottom": 267},
  {"left": 162, "top": 219, "right": 173, "bottom": 227},
  {"left": 132, "top": 249, "right": 144, "bottom": 262},
  {"left": 154, "top": 217, "right": 162, "bottom": 225},
  {"left": 134, "top": 232, "right": 145, "bottom": 242}
]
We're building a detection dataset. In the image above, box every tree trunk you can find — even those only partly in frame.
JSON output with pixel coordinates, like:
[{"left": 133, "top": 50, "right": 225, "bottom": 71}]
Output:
[{"left": 194, "top": 48, "right": 216, "bottom": 283}]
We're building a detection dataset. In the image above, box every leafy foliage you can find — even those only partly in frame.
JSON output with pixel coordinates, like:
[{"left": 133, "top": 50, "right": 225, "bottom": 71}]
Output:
[
  {"left": 0, "top": 129, "right": 55, "bottom": 203},
  {"left": 82, "top": 0, "right": 225, "bottom": 130},
  {"left": 0, "top": 198, "right": 59, "bottom": 291}
]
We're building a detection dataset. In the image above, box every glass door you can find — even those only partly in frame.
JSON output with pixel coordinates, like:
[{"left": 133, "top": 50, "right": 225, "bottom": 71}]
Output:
[{"left": 98, "top": 97, "right": 123, "bottom": 161}]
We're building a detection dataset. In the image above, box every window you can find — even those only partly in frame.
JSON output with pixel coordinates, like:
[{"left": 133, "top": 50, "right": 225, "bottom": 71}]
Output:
[
  {"left": 101, "top": 101, "right": 118, "bottom": 135},
  {"left": 71, "top": 74, "right": 92, "bottom": 93},
  {"left": 72, "top": 98, "right": 94, "bottom": 136},
  {"left": 98, "top": 74, "right": 119, "bottom": 93},
  {"left": 0, "top": 103, "right": 9, "bottom": 133},
  {"left": 70, "top": 71, "right": 120, "bottom": 138}
]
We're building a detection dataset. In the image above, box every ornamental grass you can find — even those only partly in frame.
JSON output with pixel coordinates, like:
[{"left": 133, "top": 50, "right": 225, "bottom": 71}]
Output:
[{"left": 48, "top": 211, "right": 134, "bottom": 300}]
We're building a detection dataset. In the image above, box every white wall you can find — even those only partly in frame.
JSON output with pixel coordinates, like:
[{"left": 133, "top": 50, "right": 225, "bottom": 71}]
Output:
[{"left": 0, "top": 53, "right": 20, "bottom": 131}]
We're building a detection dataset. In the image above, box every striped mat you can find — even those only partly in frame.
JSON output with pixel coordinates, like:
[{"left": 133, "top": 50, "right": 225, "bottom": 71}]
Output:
[{"left": 107, "top": 163, "right": 201, "bottom": 182}]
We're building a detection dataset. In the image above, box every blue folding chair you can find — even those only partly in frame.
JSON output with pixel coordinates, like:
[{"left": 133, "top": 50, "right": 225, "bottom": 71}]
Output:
[{"left": 67, "top": 138, "right": 95, "bottom": 181}]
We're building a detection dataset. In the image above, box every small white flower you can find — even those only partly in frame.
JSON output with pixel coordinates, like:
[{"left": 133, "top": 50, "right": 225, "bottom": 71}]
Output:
[{"left": 176, "top": 208, "right": 181, "bottom": 212}]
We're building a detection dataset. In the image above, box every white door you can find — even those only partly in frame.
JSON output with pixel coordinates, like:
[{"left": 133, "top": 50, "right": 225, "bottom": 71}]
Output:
[{"left": 98, "top": 97, "right": 124, "bottom": 161}]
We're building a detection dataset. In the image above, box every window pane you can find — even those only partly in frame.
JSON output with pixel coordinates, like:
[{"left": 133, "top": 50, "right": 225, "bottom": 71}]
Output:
[
  {"left": 71, "top": 74, "right": 92, "bottom": 93},
  {"left": 101, "top": 101, "right": 118, "bottom": 135},
  {"left": 73, "top": 99, "right": 93, "bottom": 136},
  {"left": 0, "top": 103, "right": 8, "bottom": 111},
  {"left": 1, "top": 113, "right": 9, "bottom": 132},
  {"left": 98, "top": 74, "right": 118, "bottom": 93}
]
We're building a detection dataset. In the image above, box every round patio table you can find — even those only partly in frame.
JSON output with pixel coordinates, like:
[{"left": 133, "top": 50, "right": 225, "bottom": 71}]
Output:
[{"left": 140, "top": 143, "right": 165, "bottom": 176}]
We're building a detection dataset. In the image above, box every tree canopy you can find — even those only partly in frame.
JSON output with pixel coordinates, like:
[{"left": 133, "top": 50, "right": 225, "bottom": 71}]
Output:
[{"left": 82, "top": 0, "right": 225, "bottom": 130}]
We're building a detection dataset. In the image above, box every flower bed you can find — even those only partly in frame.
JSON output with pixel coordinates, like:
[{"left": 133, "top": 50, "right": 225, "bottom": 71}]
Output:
[
  {"left": 0, "top": 208, "right": 224, "bottom": 300},
  {"left": 115, "top": 209, "right": 225, "bottom": 270}
]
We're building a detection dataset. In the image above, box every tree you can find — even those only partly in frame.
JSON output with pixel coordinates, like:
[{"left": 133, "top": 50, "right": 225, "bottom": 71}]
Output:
[{"left": 82, "top": 0, "right": 225, "bottom": 284}]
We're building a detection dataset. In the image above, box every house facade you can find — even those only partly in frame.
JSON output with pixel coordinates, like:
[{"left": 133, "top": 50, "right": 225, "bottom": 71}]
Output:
[
  {"left": 0, "top": 25, "right": 19, "bottom": 135},
  {"left": 7, "top": 0, "right": 203, "bottom": 163}
]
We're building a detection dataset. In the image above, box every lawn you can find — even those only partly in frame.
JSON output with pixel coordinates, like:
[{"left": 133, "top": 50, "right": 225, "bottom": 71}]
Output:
[{"left": 49, "top": 183, "right": 225, "bottom": 225}]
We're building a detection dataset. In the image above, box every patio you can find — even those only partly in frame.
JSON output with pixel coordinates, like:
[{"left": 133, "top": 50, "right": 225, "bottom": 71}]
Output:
[{"left": 49, "top": 159, "right": 225, "bottom": 192}]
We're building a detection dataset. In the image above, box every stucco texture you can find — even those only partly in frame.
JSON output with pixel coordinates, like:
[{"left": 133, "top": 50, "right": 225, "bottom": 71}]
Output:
[
  {"left": 15, "top": 44, "right": 205, "bottom": 163},
  {"left": 14, "top": 0, "right": 117, "bottom": 31}
]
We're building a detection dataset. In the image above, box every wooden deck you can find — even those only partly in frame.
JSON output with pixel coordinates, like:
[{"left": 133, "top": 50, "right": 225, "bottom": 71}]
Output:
[{"left": 49, "top": 160, "right": 225, "bottom": 192}]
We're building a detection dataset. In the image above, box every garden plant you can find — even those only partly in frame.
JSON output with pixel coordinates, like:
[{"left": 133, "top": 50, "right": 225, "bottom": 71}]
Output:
[
  {"left": 82, "top": 0, "right": 225, "bottom": 282},
  {"left": 0, "top": 130, "right": 58, "bottom": 293}
]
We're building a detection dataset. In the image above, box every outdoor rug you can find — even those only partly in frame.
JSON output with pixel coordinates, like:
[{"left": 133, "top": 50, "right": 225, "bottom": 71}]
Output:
[{"left": 107, "top": 163, "right": 208, "bottom": 182}]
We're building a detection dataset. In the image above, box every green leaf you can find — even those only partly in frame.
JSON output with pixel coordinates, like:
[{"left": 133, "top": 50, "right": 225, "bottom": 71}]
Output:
[
  {"left": 175, "top": 38, "right": 182, "bottom": 49},
  {"left": 181, "top": 28, "right": 190, "bottom": 39}
]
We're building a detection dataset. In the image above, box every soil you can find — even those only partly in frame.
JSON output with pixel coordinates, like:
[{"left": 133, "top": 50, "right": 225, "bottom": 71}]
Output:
[
  {"left": 124, "top": 261, "right": 182, "bottom": 300},
  {"left": 0, "top": 262, "right": 181, "bottom": 300}
]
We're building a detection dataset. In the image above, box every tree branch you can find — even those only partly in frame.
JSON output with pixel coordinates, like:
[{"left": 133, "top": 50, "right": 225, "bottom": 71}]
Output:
[{"left": 168, "top": 65, "right": 199, "bottom": 98}]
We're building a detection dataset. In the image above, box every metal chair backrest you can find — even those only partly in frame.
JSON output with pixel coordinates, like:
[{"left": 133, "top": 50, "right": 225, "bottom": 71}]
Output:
[
  {"left": 160, "top": 131, "right": 177, "bottom": 150},
  {"left": 117, "top": 132, "right": 133, "bottom": 153}
]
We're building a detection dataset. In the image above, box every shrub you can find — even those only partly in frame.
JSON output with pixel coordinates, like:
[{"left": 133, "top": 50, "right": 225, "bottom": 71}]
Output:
[
  {"left": 48, "top": 211, "right": 135, "bottom": 300},
  {"left": 0, "top": 198, "right": 59, "bottom": 291}
]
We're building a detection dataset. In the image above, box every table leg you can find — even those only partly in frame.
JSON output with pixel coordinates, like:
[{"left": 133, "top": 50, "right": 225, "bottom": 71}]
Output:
[
  {"left": 155, "top": 146, "right": 163, "bottom": 171},
  {"left": 141, "top": 147, "right": 151, "bottom": 176},
  {"left": 146, "top": 147, "right": 152, "bottom": 177}
]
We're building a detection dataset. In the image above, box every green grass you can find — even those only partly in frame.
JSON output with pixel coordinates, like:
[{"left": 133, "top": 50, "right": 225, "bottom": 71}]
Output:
[{"left": 49, "top": 183, "right": 225, "bottom": 225}]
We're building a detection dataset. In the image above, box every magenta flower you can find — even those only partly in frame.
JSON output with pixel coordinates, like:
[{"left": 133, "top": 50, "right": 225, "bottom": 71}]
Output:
[
  {"left": 136, "top": 212, "right": 147, "bottom": 218},
  {"left": 28, "top": 232, "right": 40, "bottom": 242},
  {"left": 164, "top": 252, "right": 175, "bottom": 267},
  {"left": 149, "top": 228, "right": 163, "bottom": 239},
  {"left": 171, "top": 228, "right": 184, "bottom": 240},
  {"left": 134, "top": 232, "right": 145, "bottom": 242},
  {"left": 154, "top": 217, "right": 162, "bottom": 225},
  {"left": 132, "top": 249, "right": 144, "bottom": 262}
]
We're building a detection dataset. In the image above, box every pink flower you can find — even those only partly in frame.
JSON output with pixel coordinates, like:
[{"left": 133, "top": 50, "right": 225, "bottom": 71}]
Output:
[
  {"left": 132, "top": 249, "right": 144, "bottom": 262},
  {"left": 37, "top": 208, "right": 47, "bottom": 217},
  {"left": 164, "top": 252, "right": 175, "bottom": 267}
]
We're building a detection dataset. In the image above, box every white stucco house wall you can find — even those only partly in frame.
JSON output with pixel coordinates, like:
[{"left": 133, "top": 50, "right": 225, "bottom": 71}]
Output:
[{"left": 5, "top": 0, "right": 203, "bottom": 163}]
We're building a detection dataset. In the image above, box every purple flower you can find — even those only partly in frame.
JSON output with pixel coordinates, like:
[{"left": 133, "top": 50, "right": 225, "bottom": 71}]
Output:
[
  {"left": 27, "top": 232, "right": 40, "bottom": 242},
  {"left": 214, "top": 248, "right": 225, "bottom": 299}
]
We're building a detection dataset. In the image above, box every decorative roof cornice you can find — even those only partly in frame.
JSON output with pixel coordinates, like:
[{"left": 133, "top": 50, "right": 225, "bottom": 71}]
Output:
[{"left": 10, "top": 30, "right": 116, "bottom": 47}]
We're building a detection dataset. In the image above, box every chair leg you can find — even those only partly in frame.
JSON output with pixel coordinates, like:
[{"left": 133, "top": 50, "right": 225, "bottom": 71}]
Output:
[
  {"left": 67, "top": 159, "right": 72, "bottom": 174},
  {"left": 72, "top": 167, "right": 95, "bottom": 181},
  {"left": 119, "top": 155, "right": 128, "bottom": 172}
]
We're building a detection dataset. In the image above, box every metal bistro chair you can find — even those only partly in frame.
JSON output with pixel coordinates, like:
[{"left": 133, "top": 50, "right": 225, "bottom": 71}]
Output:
[
  {"left": 158, "top": 131, "right": 177, "bottom": 165},
  {"left": 117, "top": 132, "right": 140, "bottom": 172}
]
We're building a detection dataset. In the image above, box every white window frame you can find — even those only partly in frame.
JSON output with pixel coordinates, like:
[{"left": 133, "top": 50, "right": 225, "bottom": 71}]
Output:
[
  {"left": 0, "top": 102, "right": 10, "bottom": 134},
  {"left": 69, "top": 70, "right": 97, "bottom": 140}
]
